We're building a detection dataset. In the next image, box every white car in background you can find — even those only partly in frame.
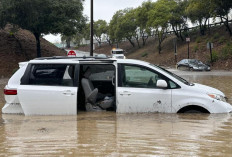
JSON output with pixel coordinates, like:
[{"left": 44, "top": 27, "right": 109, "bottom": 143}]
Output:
[
  {"left": 111, "top": 48, "right": 126, "bottom": 59},
  {"left": 2, "top": 56, "right": 232, "bottom": 115}
]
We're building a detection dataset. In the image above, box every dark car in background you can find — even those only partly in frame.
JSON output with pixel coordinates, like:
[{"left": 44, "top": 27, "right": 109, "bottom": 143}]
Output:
[{"left": 177, "top": 59, "right": 210, "bottom": 71}]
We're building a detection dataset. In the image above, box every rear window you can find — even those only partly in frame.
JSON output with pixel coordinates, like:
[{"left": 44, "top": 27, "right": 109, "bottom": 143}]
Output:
[{"left": 28, "top": 64, "right": 75, "bottom": 86}]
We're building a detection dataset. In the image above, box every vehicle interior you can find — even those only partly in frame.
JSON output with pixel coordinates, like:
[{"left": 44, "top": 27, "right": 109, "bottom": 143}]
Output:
[{"left": 77, "top": 64, "right": 116, "bottom": 112}]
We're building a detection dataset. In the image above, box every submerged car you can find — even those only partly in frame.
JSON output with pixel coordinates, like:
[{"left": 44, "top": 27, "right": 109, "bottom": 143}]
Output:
[
  {"left": 177, "top": 59, "right": 210, "bottom": 71},
  {"left": 2, "top": 56, "right": 232, "bottom": 115}
]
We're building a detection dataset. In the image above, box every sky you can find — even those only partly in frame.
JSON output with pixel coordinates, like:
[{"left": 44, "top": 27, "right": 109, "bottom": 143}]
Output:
[{"left": 44, "top": 0, "right": 154, "bottom": 43}]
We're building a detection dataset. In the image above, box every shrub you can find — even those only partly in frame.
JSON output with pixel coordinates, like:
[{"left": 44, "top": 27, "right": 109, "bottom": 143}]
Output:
[
  {"left": 213, "top": 32, "right": 220, "bottom": 39},
  {"left": 210, "top": 50, "right": 219, "bottom": 62},
  {"left": 218, "top": 36, "right": 226, "bottom": 44},
  {"left": 141, "top": 52, "right": 148, "bottom": 57},
  {"left": 194, "top": 45, "right": 199, "bottom": 52},
  {"left": 195, "top": 36, "right": 201, "bottom": 43},
  {"left": 220, "top": 42, "right": 232, "bottom": 59}
]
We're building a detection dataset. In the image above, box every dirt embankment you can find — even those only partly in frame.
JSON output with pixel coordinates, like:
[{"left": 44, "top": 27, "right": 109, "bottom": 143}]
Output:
[
  {"left": 79, "top": 24, "right": 232, "bottom": 70},
  {"left": 0, "top": 25, "right": 66, "bottom": 78}
]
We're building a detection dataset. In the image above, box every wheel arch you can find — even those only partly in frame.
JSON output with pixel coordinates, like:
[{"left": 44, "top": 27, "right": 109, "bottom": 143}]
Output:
[{"left": 177, "top": 105, "right": 210, "bottom": 113}]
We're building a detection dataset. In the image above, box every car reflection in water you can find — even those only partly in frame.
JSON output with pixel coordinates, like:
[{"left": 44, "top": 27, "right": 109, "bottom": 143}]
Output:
[{"left": 177, "top": 59, "right": 211, "bottom": 71}]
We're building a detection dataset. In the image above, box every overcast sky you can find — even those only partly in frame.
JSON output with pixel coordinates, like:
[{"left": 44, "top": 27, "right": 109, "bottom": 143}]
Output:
[
  {"left": 44, "top": 0, "right": 155, "bottom": 43},
  {"left": 83, "top": 0, "right": 151, "bottom": 22}
]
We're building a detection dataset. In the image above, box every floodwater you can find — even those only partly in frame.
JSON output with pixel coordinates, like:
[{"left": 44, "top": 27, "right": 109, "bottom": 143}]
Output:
[{"left": 0, "top": 70, "right": 232, "bottom": 156}]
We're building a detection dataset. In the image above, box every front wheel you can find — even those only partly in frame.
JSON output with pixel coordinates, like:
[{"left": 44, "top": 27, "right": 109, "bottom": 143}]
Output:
[
  {"left": 184, "top": 109, "right": 203, "bottom": 113},
  {"left": 189, "top": 67, "right": 193, "bottom": 71}
]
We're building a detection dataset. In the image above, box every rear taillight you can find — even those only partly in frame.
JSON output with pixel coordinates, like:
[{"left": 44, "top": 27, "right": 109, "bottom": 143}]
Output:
[{"left": 4, "top": 89, "right": 17, "bottom": 95}]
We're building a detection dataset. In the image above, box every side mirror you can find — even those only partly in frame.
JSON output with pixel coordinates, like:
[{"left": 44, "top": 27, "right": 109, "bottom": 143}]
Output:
[{"left": 156, "top": 80, "right": 168, "bottom": 88}]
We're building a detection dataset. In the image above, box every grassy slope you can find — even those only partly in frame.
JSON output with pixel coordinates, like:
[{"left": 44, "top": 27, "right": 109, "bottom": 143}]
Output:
[
  {"left": 0, "top": 26, "right": 66, "bottom": 77},
  {"left": 127, "top": 25, "right": 232, "bottom": 70},
  {"left": 79, "top": 24, "right": 232, "bottom": 70}
]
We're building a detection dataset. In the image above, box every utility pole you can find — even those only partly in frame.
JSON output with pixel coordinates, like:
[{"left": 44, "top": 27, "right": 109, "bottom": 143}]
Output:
[
  {"left": 186, "top": 37, "right": 190, "bottom": 59},
  {"left": 173, "top": 38, "right": 177, "bottom": 63},
  {"left": 90, "top": 0, "right": 93, "bottom": 56}
]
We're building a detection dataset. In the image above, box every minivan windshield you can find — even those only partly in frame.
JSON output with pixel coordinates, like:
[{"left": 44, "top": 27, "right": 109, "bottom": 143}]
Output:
[{"left": 150, "top": 64, "right": 193, "bottom": 86}]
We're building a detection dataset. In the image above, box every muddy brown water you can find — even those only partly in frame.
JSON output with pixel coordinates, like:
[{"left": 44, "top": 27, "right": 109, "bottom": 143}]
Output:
[{"left": 0, "top": 71, "right": 232, "bottom": 156}]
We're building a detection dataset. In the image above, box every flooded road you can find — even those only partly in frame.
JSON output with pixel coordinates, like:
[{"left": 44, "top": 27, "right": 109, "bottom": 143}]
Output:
[{"left": 0, "top": 70, "right": 232, "bottom": 156}]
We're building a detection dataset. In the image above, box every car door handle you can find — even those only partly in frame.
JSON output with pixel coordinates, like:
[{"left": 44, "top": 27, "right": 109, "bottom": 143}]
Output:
[
  {"left": 120, "top": 91, "right": 131, "bottom": 96},
  {"left": 62, "top": 90, "right": 75, "bottom": 96}
]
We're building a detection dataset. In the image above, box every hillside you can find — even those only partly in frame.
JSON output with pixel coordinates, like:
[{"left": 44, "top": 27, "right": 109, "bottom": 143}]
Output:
[
  {"left": 79, "top": 24, "right": 232, "bottom": 70},
  {"left": 0, "top": 24, "right": 231, "bottom": 78},
  {"left": 0, "top": 25, "right": 66, "bottom": 77}
]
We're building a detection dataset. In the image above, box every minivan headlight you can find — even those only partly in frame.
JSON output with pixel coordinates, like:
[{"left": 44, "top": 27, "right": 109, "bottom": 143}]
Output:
[{"left": 208, "top": 94, "right": 226, "bottom": 102}]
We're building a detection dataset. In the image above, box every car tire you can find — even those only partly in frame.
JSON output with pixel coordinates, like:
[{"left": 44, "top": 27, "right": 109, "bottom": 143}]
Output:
[
  {"left": 184, "top": 109, "right": 203, "bottom": 113},
  {"left": 189, "top": 67, "right": 193, "bottom": 71}
]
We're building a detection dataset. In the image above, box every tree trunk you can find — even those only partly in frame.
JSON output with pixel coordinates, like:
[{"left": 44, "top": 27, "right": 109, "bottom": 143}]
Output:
[
  {"left": 94, "top": 36, "right": 102, "bottom": 47},
  {"left": 143, "top": 36, "right": 148, "bottom": 46},
  {"left": 222, "top": 15, "right": 232, "bottom": 36},
  {"left": 158, "top": 33, "right": 162, "bottom": 54},
  {"left": 107, "top": 39, "right": 111, "bottom": 46},
  {"left": 208, "top": 19, "right": 211, "bottom": 35},
  {"left": 158, "top": 39, "right": 161, "bottom": 54},
  {"left": 136, "top": 36, "right": 140, "bottom": 48},
  {"left": 126, "top": 37, "right": 135, "bottom": 47},
  {"left": 199, "top": 18, "right": 205, "bottom": 36},
  {"left": 33, "top": 32, "right": 41, "bottom": 57},
  {"left": 172, "top": 25, "right": 180, "bottom": 38},
  {"left": 66, "top": 38, "right": 71, "bottom": 48},
  {"left": 141, "top": 31, "right": 148, "bottom": 46},
  {"left": 224, "top": 22, "right": 232, "bottom": 36},
  {"left": 179, "top": 30, "right": 184, "bottom": 41}
]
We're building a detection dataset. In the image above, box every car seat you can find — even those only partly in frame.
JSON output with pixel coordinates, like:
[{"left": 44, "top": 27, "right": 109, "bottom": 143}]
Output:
[{"left": 81, "top": 67, "right": 114, "bottom": 111}]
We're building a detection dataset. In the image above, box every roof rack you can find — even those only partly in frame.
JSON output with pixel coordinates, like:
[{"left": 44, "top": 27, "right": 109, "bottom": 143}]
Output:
[{"left": 34, "top": 54, "right": 111, "bottom": 60}]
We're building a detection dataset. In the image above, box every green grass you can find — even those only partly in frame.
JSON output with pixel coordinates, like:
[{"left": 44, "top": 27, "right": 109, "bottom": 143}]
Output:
[{"left": 211, "top": 50, "right": 219, "bottom": 62}]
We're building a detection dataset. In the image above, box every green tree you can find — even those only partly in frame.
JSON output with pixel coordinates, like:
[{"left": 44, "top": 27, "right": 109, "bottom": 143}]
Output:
[
  {"left": 61, "top": 35, "right": 74, "bottom": 48},
  {"left": 93, "top": 19, "right": 108, "bottom": 46},
  {"left": 120, "top": 8, "right": 138, "bottom": 47},
  {"left": 73, "top": 32, "right": 85, "bottom": 47},
  {"left": 109, "top": 10, "right": 124, "bottom": 44},
  {"left": 0, "top": 0, "right": 85, "bottom": 57},
  {"left": 186, "top": 0, "right": 212, "bottom": 35},
  {"left": 135, "top": 1, "right": 153, "bottom": 46},
  {"left": 169, "top": 0, "right": 188, "bottom": 41},
  {"left": 109, "top": 9, "right": 137, "bottom": 47},
  {"left": 104, "top": 24, "right": 112, "bottom": 46},
  {"left": 148, "top": 0, "right": 171, "bottom": 54},
  {"left": 211, "top": 0, "right": 232, "bottom": 35}
]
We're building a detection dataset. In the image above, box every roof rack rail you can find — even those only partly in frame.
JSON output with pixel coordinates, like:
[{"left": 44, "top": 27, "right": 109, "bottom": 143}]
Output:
[{"left": 34, "top": 54, "right": 110, "bottom": 60}]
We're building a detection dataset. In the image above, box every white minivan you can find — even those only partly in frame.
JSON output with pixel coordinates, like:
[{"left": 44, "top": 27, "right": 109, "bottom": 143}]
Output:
[{"left": 2, "top": 56, "right": 232, "bottom": 115}]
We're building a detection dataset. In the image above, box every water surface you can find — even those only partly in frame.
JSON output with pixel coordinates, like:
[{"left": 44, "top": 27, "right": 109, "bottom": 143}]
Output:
[{"left": 0, "top": 71, "right": 232, "bottom": 156}]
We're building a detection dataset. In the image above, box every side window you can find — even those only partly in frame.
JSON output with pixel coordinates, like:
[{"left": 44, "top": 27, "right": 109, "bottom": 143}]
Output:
[
  {"left": 169, "top": 80, "right": 178, "bottom": 89},
  {"left": 122, "top": 65, "right": 162, "bottom": 88},
  {"left": 29, "top": 64, "right": 75, "bottom": 86},
  {"left": 83, "top": 65, "right": 115, "bottom": 81},
  {"left": 89, "top": 71, "right": 114, "bottom": 81}
]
